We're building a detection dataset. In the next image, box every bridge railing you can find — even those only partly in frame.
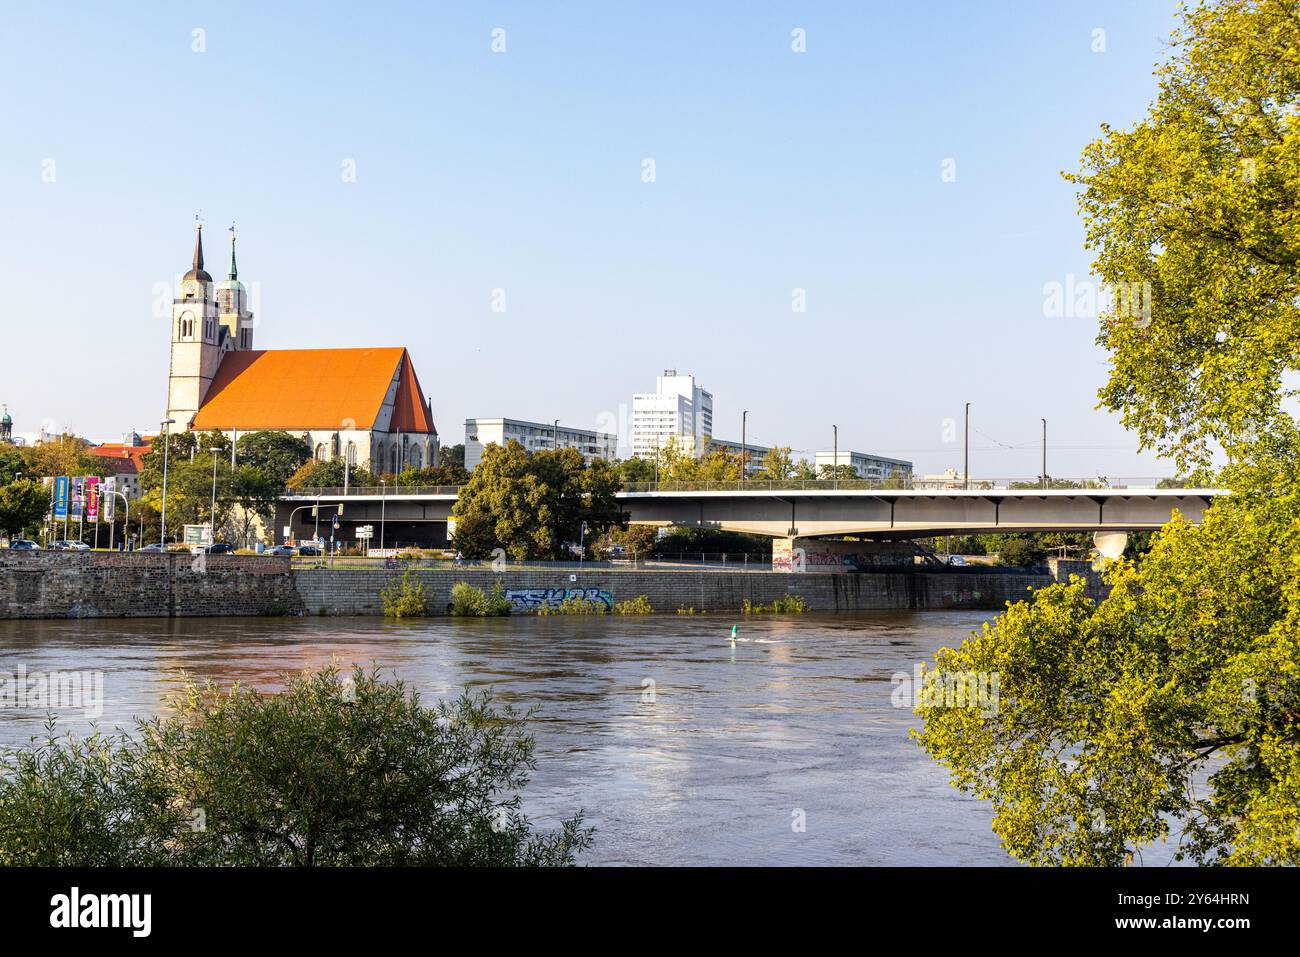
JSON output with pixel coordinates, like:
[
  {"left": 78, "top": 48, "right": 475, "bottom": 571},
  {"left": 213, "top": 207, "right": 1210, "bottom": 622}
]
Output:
[
  {"left": 287, "top": 477, "right": 1208, "bottom": 497},
  {"left": 619, "top": 477, "right": 1202, "bottom": 493},
  {"left": 286, "top": 485, "right": 462, "bottom": 497}
]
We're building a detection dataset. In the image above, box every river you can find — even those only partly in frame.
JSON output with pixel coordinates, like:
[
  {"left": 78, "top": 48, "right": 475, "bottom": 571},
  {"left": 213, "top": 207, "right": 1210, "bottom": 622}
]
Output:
[{"left": 0, "top": 611, "right": 1018, "bottom": 865}]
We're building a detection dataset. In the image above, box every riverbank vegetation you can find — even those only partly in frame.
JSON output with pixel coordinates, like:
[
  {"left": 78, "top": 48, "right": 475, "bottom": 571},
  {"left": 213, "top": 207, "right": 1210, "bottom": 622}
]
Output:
[
  {"left": 917, "top": 0, "right": 1300, "bottom": 867},
  {"left": 742, "top": 595, "right": 808, "bottom": 614},
  {"left": 536, "top": 595, "right": 607, "bottom": 615},
  {"left": 449, "top": 581, "right": 511, "bottom": 617},
  {"left": 0, "top": 666, "right": 591, "bottom": 865},
  {"left": 381, "top": 569, "right": 428, "bottom": 618},
  {"left": 613, "top": 595, "right": 653, "bottom": 615}
]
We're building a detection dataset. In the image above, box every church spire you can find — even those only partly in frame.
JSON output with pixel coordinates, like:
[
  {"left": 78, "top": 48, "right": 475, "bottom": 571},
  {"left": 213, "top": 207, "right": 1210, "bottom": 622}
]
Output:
[
  {"left": 227, "top": 225, "right": 238, "bottom": 281},
  {"left": 192, "top": 222, "right": 205, "bottom": 273},
  {"left": 184, "top": 219, "right": 213, "bottom": 283}
]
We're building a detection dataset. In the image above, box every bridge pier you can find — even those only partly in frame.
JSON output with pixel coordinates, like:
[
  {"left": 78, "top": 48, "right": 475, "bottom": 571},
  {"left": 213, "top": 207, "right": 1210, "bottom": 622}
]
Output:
[{"left": 771, "top": 536, "right": 918, "bottom": 573}]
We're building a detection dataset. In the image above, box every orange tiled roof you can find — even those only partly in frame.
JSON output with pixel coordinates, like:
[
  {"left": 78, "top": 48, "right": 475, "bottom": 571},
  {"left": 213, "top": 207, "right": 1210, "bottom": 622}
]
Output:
[
  {"left": 89, "top": 440, "right": 152, "bottom": 474},
  {"left": 191, "top": 347, "right": 436, "bottom": 434}
]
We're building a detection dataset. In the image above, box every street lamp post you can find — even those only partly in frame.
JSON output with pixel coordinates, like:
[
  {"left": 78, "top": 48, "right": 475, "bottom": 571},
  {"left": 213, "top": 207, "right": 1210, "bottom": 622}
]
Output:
[
  {"left": 159, "top": 418, "right": 175, "bottom": 546},
  {"left": 741, "top": 411, "right": 748, "bottom": 486},
  {"left": 1041, "top": 418, "right": 1047, "bottom": 490},
  {"left": 963, "top": 403, "right": 971, "bottom": 491},
  {"left": 832, "top": 424, "right": 838, "bottom": 490},
  {"left": 553, "top": 419, "right": 560, "bottom": 453},
  {"left": 209, "top": 441, "right": 220, "bottom": 546},
  {"left": 380, "top": 479, "right": 387, "bottom": 552},
  {"left": 100, "top": 486, "right": 129, "bottom": 551}
]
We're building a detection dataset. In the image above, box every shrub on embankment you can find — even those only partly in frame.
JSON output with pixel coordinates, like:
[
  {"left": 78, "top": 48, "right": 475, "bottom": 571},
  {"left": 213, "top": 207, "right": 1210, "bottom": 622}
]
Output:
[
  {"left": 381, "top": 569, "right": 428, "bottom": 618},
  {"left": 449, "top": 581, "right": 511, "bottom": 617},
  {"left": 0, "top": 666, "right": 591, "bottom": 866}
]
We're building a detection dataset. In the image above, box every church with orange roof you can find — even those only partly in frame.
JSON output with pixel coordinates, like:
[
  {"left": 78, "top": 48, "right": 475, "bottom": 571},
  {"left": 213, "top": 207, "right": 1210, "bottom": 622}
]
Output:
[{"left": 166, "top": 224, "right": 439, "bottom": 472}]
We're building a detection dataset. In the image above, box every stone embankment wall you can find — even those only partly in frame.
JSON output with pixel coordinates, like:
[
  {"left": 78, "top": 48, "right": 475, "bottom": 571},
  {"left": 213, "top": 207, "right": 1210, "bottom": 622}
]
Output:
[
  {"left": 0, "top": 552, "right": 1063, "bottom": 619},
  {"left": 296, "top": 566, "right": 1050, "bottom": 616},
  {"left": 0, "top": 552, "right": 304, "bottom": 619}
]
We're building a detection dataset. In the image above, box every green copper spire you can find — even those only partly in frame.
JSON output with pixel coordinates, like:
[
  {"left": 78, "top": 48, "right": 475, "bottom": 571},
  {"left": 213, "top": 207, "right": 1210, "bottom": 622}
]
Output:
[{"left": 228, "top": 223, "right": 238, "bottom": 281}]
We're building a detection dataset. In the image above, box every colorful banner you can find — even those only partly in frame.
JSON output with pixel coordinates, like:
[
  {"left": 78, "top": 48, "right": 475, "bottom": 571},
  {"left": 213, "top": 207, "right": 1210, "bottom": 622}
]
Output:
[
  {"left": 85, "top": 477, "right": 101, "bottom": 521},
  {"left": 53, "top": 476, "right": 69, "bottom": 520},
  {"left": 70, "top": 478, "right": 84, "bottom": 521},
  {"left": 102, "top": 477, "right": 116, "bottom": 522}
]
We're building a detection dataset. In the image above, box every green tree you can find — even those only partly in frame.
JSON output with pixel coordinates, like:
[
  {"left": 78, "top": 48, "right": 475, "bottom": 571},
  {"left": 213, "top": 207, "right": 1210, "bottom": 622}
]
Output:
[
  {"left": 0, "top": 666, "right": 591, "bottom": 866},
  {"left": 616, "top": 456, "right": 655, "bottom": 484},
  {"left": 451, "top": 441, "right": 625, "bottom": 559},
  {"left": 0, "top": 445, "right": 26, "bottom": 485},
  {"left": 918, "top": 0, "right": 1300, "bottom": 866},
  {"left": 396, "top": 463, "right": 470, "bottom": 486},
  {"left": 1068, "top": 0, "right": 1300, "bottom": 474},
  {"left": 756, "top": 446, "right": 796, "bottom": 481},
  {"left": 0, "top": 479, "right": 48, "bottom": 537},
  {"left": 234, "top": 431, "right": 312, "bottom": 487},
  {"left": 27, "top": 434, "right": 96, "bottom": 479},
  {"left": 439, "top": 443, "right": 465, "bottom": 469},
  {"left": 792, "top": 459, "right": 818, "bottom": 481}
]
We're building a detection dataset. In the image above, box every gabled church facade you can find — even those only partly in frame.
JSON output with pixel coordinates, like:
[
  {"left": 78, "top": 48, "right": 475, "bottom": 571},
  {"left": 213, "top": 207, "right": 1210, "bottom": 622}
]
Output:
[{"left": 167, "top": 224, "right": 439, "bottom": 472}]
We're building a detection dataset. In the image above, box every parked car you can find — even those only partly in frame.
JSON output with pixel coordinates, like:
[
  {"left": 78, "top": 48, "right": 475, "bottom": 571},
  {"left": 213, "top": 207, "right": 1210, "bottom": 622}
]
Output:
[
  {"left": 200, "top": 543, "right": 236, "bottom": 554},
  {"left": 55, "top": 541, "right": 91, "bottom": 551},
  {"left": 947, "top": 555, "right": 969, "bottom": 566},
  {"left": 296, "top": 545, "right": 321, "bottom": 557},
  {"left": 8, "top": 539, "right": 40, "bottom": 550},
  {"left": 138, "top": 543, "right": 166, "bottom": 553},
  {"left": 264, "top": 545, "right": 295, "bottom": 556}
]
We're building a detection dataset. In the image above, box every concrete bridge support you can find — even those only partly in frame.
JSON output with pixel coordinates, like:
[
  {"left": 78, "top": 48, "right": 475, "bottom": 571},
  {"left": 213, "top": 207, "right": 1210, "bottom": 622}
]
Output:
[{"left": 772, "top": 536, "right": 918, "bottom": 573}]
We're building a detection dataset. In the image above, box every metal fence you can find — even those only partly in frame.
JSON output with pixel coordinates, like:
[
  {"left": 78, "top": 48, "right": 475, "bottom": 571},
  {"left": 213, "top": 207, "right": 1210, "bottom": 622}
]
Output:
[{"left": 288, "top": 477, "right": 1207, "bottom": 497}]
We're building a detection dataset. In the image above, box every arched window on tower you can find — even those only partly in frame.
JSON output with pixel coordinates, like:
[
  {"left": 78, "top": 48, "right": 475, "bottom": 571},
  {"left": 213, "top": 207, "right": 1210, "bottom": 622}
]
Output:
[
  {"left": 315, "top": 443, "right": 326, "bottom": 461},
  {"left": 390, "top": 445, "right": 398, "bottom": 474},
  {"left": 409, "top": 445, "right": 422, "bottom": 470},
  {"left": 330, "top": 433, "right": 340, "bottom": 460}
]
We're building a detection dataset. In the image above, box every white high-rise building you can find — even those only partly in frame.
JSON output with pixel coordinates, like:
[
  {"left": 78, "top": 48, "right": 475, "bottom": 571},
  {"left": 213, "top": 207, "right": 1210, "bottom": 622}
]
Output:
[
  {"left": 631, "top": 370, "right": 713, "bottom": 460},
  {"left": 464, "top": 418, "right": 617, "bottom": 471}
]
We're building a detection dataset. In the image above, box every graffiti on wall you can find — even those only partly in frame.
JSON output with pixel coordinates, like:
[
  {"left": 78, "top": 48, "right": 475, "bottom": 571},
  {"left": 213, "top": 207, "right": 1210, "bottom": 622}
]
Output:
[{"left": 504, "top": 587, "right": 614, "bottom": 611}]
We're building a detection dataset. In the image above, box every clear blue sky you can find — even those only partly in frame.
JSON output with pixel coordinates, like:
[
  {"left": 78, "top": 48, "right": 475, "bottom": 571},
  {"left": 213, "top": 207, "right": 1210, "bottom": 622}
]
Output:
[{"left": 0, "top": 1, "right": 1181, "bottom": 478}]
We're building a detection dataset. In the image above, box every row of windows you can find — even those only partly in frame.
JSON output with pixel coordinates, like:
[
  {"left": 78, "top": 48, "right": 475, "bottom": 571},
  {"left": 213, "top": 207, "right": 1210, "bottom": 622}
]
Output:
[{"left": 313, "top": 436, "right": 435, "bottom": 473}]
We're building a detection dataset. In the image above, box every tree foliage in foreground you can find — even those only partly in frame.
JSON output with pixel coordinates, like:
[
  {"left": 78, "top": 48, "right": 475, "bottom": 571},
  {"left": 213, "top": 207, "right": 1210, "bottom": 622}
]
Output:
[
  {"left": 0, "top": 666, "right": 592, "bottom": 866},
  {"left": 918, "top": 0, "right": 1300, "bottom": 866},
  {"left": 916, "top": 459, "right": 1300, "bottom": 865}
]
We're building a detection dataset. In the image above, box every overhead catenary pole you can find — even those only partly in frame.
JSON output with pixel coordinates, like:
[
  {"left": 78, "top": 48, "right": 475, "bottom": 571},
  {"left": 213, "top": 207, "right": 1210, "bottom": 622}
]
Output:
[
  {"left": 1041, "top": 418, "right": 1048, "bottom": 490},
  {"left": 964, "top": 403, "right": 971, "bottom": 491},
  {"left": 209, "top": 442, "right": 219, "bottom": 545},
  {"left": 832, "top": 424, "right": 838, "bottom": 490},
  {"left": 741, "top": 411, "right": 748, "bottom": 486},
  {"left": 160, "top": 418, "right": 175, "bottom": 546}
]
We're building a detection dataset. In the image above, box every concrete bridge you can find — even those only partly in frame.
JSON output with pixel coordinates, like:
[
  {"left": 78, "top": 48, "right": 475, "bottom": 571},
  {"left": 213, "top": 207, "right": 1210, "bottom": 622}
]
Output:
[{"left": 278, "top": 484, "right": 1223, "bottom": 566}]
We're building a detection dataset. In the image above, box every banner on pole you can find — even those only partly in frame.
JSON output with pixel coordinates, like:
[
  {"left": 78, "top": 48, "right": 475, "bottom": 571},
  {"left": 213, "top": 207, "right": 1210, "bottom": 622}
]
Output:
[
  {"left": 85, "top": 477, "right": 101, "bottom": 521},
  {"left": 102, "top": 476, "right": 116, "bottom": 522},
  {"left": 53, "top": 477, "right": 69, "bottom": 520}
]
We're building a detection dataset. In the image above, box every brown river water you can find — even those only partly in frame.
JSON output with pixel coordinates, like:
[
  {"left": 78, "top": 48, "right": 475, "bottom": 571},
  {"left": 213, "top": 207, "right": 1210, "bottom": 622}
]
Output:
[{"left": 0, "top": 610, "right": 1105, "bottom": 865}]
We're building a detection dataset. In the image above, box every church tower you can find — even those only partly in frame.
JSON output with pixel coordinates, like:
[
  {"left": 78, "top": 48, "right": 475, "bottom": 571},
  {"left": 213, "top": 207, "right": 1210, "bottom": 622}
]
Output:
[
  {"left": 166, "top": 223, "right": 223, "bottom": 428},
  {"left": 216, "top": 225, "right": 255, "bottom": 351}
]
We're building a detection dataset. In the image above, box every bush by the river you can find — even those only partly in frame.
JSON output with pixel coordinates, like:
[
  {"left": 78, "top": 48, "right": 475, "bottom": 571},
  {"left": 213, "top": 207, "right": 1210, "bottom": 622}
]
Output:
[
  {"left": 613, "top": 595, "right": 653, "bottom": 615},
  {"left": 449, "top": 581, "right": 511, "bottom": 617},
  {"left": 537, "top": 595, "right": 607, "bottom": 615},
  {"left": 742, "top": 595, "right": 809, "bottom": 614},
  {"left": 0, "top": 666, "right": 592, "bottom": 866},
  {"left": 381, "top": 569, "right": 428, "bottom": 618}
]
